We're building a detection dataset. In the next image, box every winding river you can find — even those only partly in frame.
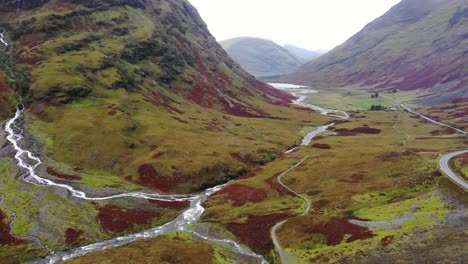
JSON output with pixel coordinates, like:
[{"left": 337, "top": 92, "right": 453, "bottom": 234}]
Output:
[
  {"left": 0, "top": 33, "right": 8, "bottom": 47},
  {"left": 5, "top": 106, "right": 265, "bottom": 263},
  {"left": 2, "top": 27, "right": 466, "bottom": 264},
  {"left": 0, "top": 33, "right": 267, "bottom": 263},
  {"left": 270, "top": 83, "right": 349, "bottom": 119},
  {"left": 3, "top": 81, "right": 343, "bottom": 263}
]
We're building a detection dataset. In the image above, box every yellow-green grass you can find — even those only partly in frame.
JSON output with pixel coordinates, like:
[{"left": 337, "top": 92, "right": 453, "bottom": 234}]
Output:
[
  {"left": 303, "top": 86, "right": 393, "bottom": 111},
  {"left": 22, "top": 6, "right": 155, "bottom": 99},
  {"left": 449, "top": 153, "right": 468, "bottom": 180},
  {"left": 26, "top": 82, "right": 332, "bottom": 193},
  {"left": 286, "top": 190, "right": 450, "bottom": 263},
  {"left": 203, "top": 109, "right": 466, "bottom": 262},
  {"left": 0, "top": 156, "right": 183, "bottom": 262}
]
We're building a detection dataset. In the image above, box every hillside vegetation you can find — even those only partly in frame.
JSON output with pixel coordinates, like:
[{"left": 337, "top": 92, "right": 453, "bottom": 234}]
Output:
[
  {"left": 0, "top": 0, "right": 317, "bottom": 195},
  {"left": 284, "top": 0, "right": 467, "bottom": 105}
]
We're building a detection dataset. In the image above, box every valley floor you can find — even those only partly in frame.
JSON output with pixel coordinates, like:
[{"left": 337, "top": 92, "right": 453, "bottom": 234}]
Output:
[{"left": 0, "top": 87, "right": 466, "bottom": 264}]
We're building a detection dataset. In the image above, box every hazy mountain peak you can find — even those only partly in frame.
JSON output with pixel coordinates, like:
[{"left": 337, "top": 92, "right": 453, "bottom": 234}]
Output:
[{"left": 219, "top": 37, "right": 305, "bottom": 79}]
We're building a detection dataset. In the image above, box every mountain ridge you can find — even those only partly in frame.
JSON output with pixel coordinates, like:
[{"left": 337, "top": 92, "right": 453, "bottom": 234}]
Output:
[
  {"left": 283, "top": 44, "right": 323, "bottom": 63},
  {"left": 283, "top": 0, "right": 467, "bottom": 104},
  {"left": 220, "top": 36, "right": 305, "bottom": 79},
  {"left": 0, "top": 0, "right": 304, "bottom": 196}
]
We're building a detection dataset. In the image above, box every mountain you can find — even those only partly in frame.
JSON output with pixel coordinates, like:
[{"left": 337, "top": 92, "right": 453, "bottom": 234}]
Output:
[
  {"left": 0, "top": 0, "right": 301, "bottom": 194},
  {"left": 283, "top": 44, "right": 323, "bottom": 63},
  {"left": 220, "top": 37, "right": 305, "bottom": 79},
  {"left": 284, "top": 0, "right": 467, "bottom": 104}
]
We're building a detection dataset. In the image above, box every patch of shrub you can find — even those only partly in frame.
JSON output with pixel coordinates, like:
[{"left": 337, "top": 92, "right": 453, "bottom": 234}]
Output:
[{"left": 57, "top": 42, "right": 82, "bottom": 54}]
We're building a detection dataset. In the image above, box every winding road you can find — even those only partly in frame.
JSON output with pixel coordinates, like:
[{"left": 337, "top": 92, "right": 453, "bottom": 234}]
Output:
[
  {"left": 269, "top": 84, "right": 467, "bottom": 263},
  {"left": 381, "top": 95, "right": 467, "bottom": 135},
  {"left": 380, "top": 95, "right": 467, "bottom": 190},
  {"left": 270, "top": 156, "right": 313, "bottom": 263},
  {"left": 269, "top": 83, "right": 350, "bottom": 264},
  {"left": 439, "top": 150, "right": 468, "bottom": 190}
]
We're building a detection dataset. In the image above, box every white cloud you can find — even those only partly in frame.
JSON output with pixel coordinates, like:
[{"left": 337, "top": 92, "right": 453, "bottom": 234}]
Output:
[{"left": 188, "top": 0, "right": 401, "bottom": 51}]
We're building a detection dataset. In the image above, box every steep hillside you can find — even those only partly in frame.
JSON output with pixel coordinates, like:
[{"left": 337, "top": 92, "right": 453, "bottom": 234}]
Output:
[
  {"left": 284, "top": 44, "right": 323, "bottom": 63},
  {"left": 220, "top": 37, "right": 305, "bottom": 79},
  {"left": 0, "top": 0, "right": 309, "bottom": 195},
  {"left": 284, "top": 0, "right": 467, "bottom": 104}
]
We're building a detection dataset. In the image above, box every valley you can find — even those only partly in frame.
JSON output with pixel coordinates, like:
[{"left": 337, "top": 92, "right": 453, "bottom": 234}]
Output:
[
  {"left": 4, "top": 82, "right": 465, "bottom": 264},
  {"left": 0, "top": 0, "right": 466, "bottom": 263}
]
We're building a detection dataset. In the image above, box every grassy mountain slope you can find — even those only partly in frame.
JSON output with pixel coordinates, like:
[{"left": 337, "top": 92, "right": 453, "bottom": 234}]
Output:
[
  {"left": 220, "top": 37, "right": 305, "bottom": 79},
  {"left": 284, "top": 0, "right": 467, "bottom": 103},
  {"left": 0, "top": 0, "right": 318, "bottom": 195},
  {"left": 284, "top": 44, "right": 323, "bottom": 63}
]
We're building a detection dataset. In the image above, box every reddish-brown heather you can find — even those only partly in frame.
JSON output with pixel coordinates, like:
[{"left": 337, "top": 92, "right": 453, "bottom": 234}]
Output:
[
  {"left": 152, "top": 152, "right": 165, "bottom": 159},
  {"left": 138, "top": 164, "right": 181, "bottom": 193},
  {"left": 230, "top": 152, "right": 256, "bottom": 169},
  {"left": 335, "top": 128, "right": 357, "bottom": 136},
  {"left": 147, "top": 200, "right": 190, "bottom": 210},
  {"left": 238, "top": 167, "right": 262, "bottom": 180},
  {"left": 97, "top": 205, "right": 162, "bottom": 233},
  {"left": 46, "top": 167, "right": 82, "bottom": 181},
  {"left": 312, "top": 143, "right": 332, "bottom": 149},
  {"left": 338, "top": 173, "right": 365, "bottom": 183},
  {"left": 335, "top": 127, "right": 381, "bottom": 136},
  {"left": 405, "top": 148, "right": 437, "bottom": 153},
  {"left": 265, "top": 176, "right": 295, "bottom": 196},
  {"left": 308, "top": 218, "right": 375, "bottom": 245},
  {"left": 65, "top": 228, "right": 84, "bottom": 246},
  {"left": 227, "top": 213, "right": 292, "bottom": 252},
  {"left": 172, "top": 117, "right": 188, "bottom": 124},
  {"left": 212, "top": 184, "right": 267, "bottom": 206},
  {"left": 149, "top": 145, "right": 158, "bottom": 151},
  {"left": 351, "top": 127, "right": 382, "bottom": 134},
  {"left": 0, "top": 210, "right": 26, "bottom": 245}
]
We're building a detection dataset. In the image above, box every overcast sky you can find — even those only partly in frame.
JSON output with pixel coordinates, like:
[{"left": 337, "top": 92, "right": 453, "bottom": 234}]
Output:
[{"left": 188, "top": 0, "right": 401, "bottom": 51}]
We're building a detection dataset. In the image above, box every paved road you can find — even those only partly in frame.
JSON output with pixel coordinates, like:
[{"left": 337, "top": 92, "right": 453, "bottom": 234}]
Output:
[
  {"left": 381, "top": 95, "right": 467, "bottom": 135},
  {"left": 380, "top": 95, "right": 467, "bottom": 190},
  {"left": 270, "top": 155, "right": 313, "bottom": 264},
  {"left": 439, "top": 150, "right": 468, "bottom": 190}
]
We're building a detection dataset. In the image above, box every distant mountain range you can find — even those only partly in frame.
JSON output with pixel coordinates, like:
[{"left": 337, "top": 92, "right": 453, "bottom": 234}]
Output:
[
  {"left": 220, "top": 37, "right": 322, "bottom": 79},
  {"left": 283, "top": 44, "right": 323, "bottom": 63},
  {"left": 284, "top": 0, "right": 467, "bottom": 104}
]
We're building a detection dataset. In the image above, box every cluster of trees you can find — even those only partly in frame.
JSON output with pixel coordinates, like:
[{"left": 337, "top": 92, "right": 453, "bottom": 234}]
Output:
[
  {"left": 370, "top": 92, "right": 379, "bottom": 98},
  {"left": 370, "top": 104, "right": 386, "bottom": 111},
  {"left": 254, "top": 152, "right": 278, "bottom": 166},
  {"left": 120, "top": 32, "right": 195, "bottom": 84}
]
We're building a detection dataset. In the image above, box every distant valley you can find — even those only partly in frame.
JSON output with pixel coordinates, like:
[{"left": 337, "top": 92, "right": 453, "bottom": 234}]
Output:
[{"left": 220, "top": 37, "right": 323, "bottom": 80}]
